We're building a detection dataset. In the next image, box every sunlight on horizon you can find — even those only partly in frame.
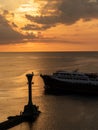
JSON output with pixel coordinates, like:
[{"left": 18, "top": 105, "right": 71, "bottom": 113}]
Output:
[{"left": 0, "top": 42, "right": 98, "bottom": 52}]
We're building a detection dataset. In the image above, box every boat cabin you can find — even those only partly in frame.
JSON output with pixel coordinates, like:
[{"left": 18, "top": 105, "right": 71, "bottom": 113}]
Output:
[{"left": 53, "top": 71, "right": 89, "bottom": 80}]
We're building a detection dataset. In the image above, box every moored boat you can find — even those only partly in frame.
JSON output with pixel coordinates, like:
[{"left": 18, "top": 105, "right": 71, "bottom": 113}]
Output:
[{"left": 40, "top": 70, "right": 98, "bottom": 94}]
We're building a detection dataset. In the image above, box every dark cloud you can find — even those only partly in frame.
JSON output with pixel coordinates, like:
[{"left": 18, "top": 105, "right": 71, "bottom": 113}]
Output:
[
  {"left": 25, "top": 0, "right": 98, "bottom": 30},
  {"left": 12, "top": 22, "right": 18, "bottom": 28},
  {"left": 22, "top": 24, "right": 41, "bottom": 30},
  {"left": 21, "top": 23, "right": 56, "bottom": 31},
  {"left": 0, "top": 14, "right": 36, "bottom": 44},
  {"left": 25, "top": 15, "right": 59, "bottom": 25},
  {"left": 58, "top": 0, "right": 98, "bottom": 24},
  {"left": 0, "top": 14, "right": 23, "bottom": 44}
]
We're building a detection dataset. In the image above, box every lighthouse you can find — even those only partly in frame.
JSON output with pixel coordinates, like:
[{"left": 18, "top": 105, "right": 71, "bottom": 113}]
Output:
[
  {"left": 26, "top": 73, "right": 34, "bottom": 106},
  {"left": 22, "top": 72, "right": 40, "bottom": 121},
  {"left": 0, "top": 72, "right": 40, "bottom": 130}
]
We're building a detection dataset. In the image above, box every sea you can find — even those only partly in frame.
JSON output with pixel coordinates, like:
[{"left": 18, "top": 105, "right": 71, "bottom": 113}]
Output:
[{"left": 0, "top": 52, "right": 98, "bottom": 130}]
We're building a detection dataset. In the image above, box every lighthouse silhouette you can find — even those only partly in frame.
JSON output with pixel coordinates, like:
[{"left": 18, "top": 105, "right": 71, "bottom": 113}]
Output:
[
  {"left": 22, "top": 73, "right": 40, "bottom": 121},
  {"left": 26, "top": 73, "right": 33, "bottom": 106}
]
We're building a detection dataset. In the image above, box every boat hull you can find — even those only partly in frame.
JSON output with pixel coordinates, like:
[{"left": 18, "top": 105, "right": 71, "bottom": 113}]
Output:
[{"left": 41, "top": 75, "right": 98, "bottom": 95}]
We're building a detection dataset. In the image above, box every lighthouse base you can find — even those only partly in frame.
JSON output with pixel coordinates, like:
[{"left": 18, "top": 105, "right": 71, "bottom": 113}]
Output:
[{"left": 22, "top": 104, "right": 40, "bottom": 121}]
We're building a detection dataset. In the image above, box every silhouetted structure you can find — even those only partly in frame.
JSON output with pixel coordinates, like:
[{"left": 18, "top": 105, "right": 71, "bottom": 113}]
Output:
[
  {"left": 23, "top": 73, "right": 40, "bottom": 121},
  {"left": 27, "top": 73, "right": 33, "bottom": 105},
  {"left": 41, "top": 70, "right": 98, "bottom": 95},
  {"left": 0, "top": 73, "right": 40, "bottom": 130}
]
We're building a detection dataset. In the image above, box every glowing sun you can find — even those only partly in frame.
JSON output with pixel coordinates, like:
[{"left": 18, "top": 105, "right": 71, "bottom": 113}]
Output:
[{"left": 16, "top": 2, "right": 40, "bottom": 16}]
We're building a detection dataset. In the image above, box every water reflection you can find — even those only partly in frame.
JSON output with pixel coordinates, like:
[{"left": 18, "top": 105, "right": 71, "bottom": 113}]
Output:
[{"left": 0, "top": 52, "right": 98, "bottom": 130}]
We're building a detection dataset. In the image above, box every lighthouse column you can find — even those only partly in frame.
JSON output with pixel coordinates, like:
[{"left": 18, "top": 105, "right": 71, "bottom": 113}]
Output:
[
  {"left": 22, "top": 72, "right": 40, "bottom": 120},
  {"left": 26, "top": 73, "right": 33, "bottom": 106}
]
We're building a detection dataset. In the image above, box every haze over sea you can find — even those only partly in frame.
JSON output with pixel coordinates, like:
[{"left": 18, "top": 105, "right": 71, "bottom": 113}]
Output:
[{"left": 0, "top": 52, "right": 98, "bottom": 130}]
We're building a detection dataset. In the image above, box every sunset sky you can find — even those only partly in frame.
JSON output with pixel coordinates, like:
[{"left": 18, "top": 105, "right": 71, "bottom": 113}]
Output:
[{"left": 0, "top": 0, "right": 98, "bottom": 51}]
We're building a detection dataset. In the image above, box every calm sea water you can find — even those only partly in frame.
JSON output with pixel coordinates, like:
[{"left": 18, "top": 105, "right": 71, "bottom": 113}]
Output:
[{"left": 0, "top": 52, "right": 98, "bottom": 130}]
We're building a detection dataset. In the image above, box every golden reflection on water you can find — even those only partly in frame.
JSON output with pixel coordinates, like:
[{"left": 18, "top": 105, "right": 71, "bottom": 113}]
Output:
[{"left": 12, "top": 76, "right": 44, "bottom": 100}]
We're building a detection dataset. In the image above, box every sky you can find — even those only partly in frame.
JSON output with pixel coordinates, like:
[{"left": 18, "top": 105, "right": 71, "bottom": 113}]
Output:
[{"left": 0, "top": 0, "right": 98, "bottom": 52}]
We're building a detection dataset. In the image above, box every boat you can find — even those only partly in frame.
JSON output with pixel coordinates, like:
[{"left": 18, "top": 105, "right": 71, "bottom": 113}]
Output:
[{"left": 40, "top": 70, "right": 98, "bottom": 94}]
